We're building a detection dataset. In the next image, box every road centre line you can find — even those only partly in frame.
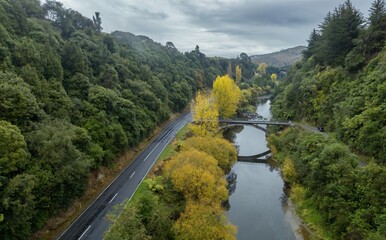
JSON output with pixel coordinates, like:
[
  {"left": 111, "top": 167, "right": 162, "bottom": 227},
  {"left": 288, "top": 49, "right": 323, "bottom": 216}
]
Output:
[
  {"left": 78, "top": 225, "right": 91, "bottom": 240},
  {"left": 109, "top": 193, "right": 118, "bottom": 204}
]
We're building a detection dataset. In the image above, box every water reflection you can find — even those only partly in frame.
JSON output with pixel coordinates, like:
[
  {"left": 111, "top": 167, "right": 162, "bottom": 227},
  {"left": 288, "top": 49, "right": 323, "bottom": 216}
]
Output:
[
  {"left": 223, "top": 98, "right": 305, "bottom": 240},
  {"left": 224, "top": 125, "right": 268, "bottom": 156},
  {"left": 226, "top": 162, "right": 297, "bottom": 240}
]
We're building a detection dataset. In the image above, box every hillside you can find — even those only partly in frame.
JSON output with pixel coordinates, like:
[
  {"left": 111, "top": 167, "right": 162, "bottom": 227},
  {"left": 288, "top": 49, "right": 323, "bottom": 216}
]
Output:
[
  {"left": 250, "top": 46, "right": 306, "bottom": 67},
  {"left": 271, "top": 1, "right": 386, "bottom": 239},
  {"left": 0, "top": 1, "right": 258, "bottom": 239}
]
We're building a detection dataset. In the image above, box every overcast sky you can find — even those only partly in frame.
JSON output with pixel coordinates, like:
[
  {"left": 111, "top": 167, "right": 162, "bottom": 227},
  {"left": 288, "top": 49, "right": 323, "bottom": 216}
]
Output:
[{"left": 58, "top": 0, "right": 372, "bottom": 57}]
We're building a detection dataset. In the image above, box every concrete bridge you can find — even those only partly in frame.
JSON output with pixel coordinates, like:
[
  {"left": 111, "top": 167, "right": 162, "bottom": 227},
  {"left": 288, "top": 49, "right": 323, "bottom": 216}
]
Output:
[
  {"left": 220, "top": 118, "right": 291, "bottom": 163},
  {"left": 219, "top": 119, "right": 293, "bottom": 126}
]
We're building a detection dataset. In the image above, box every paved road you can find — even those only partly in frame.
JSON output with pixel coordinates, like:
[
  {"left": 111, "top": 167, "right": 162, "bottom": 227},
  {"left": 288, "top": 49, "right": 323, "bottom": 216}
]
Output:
[
  {"left": 295, "top": 123, "right": 327, "bottom": 136},
  {"left": 57, "top": 112, "right": 192, "bottom": 240}
]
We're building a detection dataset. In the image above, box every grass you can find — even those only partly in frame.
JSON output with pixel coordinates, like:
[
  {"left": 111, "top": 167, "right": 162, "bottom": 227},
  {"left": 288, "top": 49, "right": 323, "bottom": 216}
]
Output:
[
  {"left": 130, "top": 179, "right": 149, "bottom": 203},
  {"left": 131, "top": 124, "right": 190, "bottom": 202},
  {"left": 158, "top": 124, "right": 189, "bottom": 162}
]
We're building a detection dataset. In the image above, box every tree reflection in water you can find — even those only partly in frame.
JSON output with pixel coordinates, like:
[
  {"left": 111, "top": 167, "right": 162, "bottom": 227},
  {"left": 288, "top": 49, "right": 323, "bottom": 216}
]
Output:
[{"left": 223, "top": 170, "right": 238, "bottom": 210}]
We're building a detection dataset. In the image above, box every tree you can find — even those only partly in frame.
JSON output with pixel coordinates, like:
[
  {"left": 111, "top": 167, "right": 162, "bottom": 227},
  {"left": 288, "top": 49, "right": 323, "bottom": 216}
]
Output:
[
  {"left": 257, "top": 63, "right": 267, "bottom": 75},
  {"left": 0, "top": 71, "right": 41, "bottom": 127},
  {"left": 106, "top": 202, "right": 150, "bottom": 240},
  {"left": 365, "top": 0, "right": 386, "bottom": 56},
  {"left": 173, "top": 202, "right": 236, "bottom": 240},
  {"left": 92, "top": 12, "right": 102, "bottom": 33},
  {"left": 226, "top": 62, "right": 232, "bottom": 78},
  {"left": 271, "top": 73, "right": 277, "bottom": 81},
  {"left": 303, "top": 29, "right": 321, "bottom": 59},
  {"left": 316, "top": 0, "right": 364, "bottom": 66},
  {"left": 164, "top": 149, "right": 227, "bottom": 203},
  {"left": 18, "top": 0, "right": 43, "bottom": 18},
  {"left": 190, "top": 91, "right": 219, "bottom": 136},
  {"left": 235, "top": 65, "right": 242, "bottom": 85},
  {"left": 183, "top": 136, "right": 237, "bottom": 173},
  {"left": 0, "top": 174, "right": 37, "bottom": 240},
  {"left": 282, "top": 157, "right": 297, "bottom": 183},
  {"left": 213, "top": 75, "right": 241, "bottom": 118},
  {"left": 0, "top": 121, "right": 29, "bottom": 176}
]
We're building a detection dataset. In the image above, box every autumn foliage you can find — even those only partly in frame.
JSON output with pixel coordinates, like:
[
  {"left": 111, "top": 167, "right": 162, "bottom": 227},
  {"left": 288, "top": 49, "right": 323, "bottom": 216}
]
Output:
[
  {"left": 213, "top": 75, "right": 241, "bottom": 118},
  {"left": 164, "top": 149, "right": 227, "bottom": 204},
  {"left": 190, "top": 91, "right": 219, "bottom": 136},
  {"left": 162, "top": 131, "right": 238, "bottom": 239},
  {"left": 173, "top": 202, "right": 237, "bottom": 240},
  {"left": 183, "top": 136, "right": 237, "bottom": 173}
]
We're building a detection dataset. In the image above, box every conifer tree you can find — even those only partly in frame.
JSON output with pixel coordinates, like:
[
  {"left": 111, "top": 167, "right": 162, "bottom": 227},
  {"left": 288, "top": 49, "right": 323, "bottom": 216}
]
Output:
[{"left": 366, "top": 0, "right": 386, "bottom": 55}]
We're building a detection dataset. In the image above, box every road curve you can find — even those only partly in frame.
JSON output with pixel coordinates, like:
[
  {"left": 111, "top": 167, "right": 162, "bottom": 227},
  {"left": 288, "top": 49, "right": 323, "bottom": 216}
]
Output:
[{"left": 57, "top": 112, "right": 192, "bottom": 240}]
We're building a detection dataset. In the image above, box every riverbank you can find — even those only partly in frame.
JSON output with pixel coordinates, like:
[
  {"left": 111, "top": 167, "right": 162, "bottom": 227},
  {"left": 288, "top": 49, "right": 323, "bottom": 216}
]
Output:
[{"left": 268, "top": 127, "right": 386, "bottom": 239}]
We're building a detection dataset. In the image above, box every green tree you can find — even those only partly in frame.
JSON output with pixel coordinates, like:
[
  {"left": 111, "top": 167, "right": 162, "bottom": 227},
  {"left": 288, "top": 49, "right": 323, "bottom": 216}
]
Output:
[
  {"left": 303, "top": 29, "right": 321, "bottom": 59},
  {"left": 366, "top": 0, "right": 386, "bottom": 56},
  {"left": 0, "top": 120, "right": 29, "bottom": 176},
  {"left": 0, "top": 174, "right": 36, "bottom": 240},
  {"left": 316, "top": 0, "right": 364, "bottom": 66},
  {"left": 92, "top": 12, "right": 102, "bottom": 33},
  {"left": 0, "top": 71, "right": 41, "bottom": 127},
  {"left": 106, "top": 203, "right": 150, "bottom": 240}
]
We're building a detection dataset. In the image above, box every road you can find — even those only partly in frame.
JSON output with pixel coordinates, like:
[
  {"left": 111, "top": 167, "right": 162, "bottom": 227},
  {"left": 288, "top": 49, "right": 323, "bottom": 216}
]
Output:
[
  {"left": 295, "top": 123, "right": 327, "bottom": 136},
  {"left": 57, "top": 112, "right": 192, "bottom": 240}
]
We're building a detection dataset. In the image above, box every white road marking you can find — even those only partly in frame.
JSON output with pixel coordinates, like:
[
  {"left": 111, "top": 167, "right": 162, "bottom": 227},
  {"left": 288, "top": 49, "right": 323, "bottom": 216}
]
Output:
[
  {"left": 129, "top": 171, "right": 136, "bottom": 179},
  {"left": 78, "top": 225, "right": 91, "bottom": 240},
  {"left": 109, "top": 193, "right": 118, "bottom": 204},
  {"left": 143, "top": 137, "right": 164, "bottom": 162}
]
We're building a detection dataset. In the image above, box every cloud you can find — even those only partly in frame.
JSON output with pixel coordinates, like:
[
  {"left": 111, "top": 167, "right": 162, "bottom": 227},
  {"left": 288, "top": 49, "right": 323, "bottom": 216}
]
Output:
[{"left": 58, "top": 0, "right": 372, "bottom": 57}]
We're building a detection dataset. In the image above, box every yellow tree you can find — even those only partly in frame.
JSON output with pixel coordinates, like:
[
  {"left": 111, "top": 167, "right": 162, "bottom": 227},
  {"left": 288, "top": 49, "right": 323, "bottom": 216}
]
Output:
[
  {"left": 270, "top": 73, "right": 277, "bottom": 81},
  {"left": 257, "top": 63, "right": 267, "bottom": 75},
  {"left": 173, "top": 202, "right": 237, "bottom": 240},
  {"left": 183, "top": 136, "right": 237, "bottom": 173},
  {"left": 235, "top": 65, "right": 242, "bottom": 85},
  {"left": 190, "top": 91, "right": 219, "bottom": 136},
  {"left": 164, "top": 149, "right": 227, "bottom": 203},
  {"left": 270, "top": 73, "right": 279, "bottom": 86},
  {"left": 213, "top": 75, "right": 241, "bottom": 118}
]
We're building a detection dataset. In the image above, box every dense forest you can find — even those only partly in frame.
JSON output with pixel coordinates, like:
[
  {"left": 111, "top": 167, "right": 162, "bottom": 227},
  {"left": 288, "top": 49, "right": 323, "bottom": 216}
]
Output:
[
  {"left": 0, "top": 0, "right": 258, "bottom": 239},
  {"left": 271, "top": 0, "right": 386, "bottom": 239},
  {"left": 272, "top": 0, "right": 386, "bottom": 164}
]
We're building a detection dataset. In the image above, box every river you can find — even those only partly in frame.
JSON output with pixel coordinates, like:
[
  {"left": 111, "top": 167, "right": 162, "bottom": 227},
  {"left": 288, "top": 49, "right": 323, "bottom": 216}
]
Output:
[{"left": 224, "top": 98, "right": 306, "bottom": 240}]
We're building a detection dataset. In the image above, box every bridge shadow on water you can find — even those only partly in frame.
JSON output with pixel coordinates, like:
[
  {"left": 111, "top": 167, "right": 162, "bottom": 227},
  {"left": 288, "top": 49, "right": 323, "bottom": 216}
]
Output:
[{"left": 237, "top": 149, "right": 272, "bottom": 163}]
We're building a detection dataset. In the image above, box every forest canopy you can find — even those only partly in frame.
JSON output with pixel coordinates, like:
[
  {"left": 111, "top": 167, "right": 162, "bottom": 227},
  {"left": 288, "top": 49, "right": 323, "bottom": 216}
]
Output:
[{"left": 0, "top": 0, "right": 256, "bottom": 238}]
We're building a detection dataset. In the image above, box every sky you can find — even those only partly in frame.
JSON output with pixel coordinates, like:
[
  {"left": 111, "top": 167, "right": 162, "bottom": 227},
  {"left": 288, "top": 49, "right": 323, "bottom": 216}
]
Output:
[{"left": 57, "top": 0, "right": 372, "bottom": 57}]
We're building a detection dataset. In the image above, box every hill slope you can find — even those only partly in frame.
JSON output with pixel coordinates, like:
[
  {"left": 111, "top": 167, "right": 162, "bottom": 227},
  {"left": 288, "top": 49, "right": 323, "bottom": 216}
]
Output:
[{"left": 250, "top": 46, "right": 306, "bottom": 67}]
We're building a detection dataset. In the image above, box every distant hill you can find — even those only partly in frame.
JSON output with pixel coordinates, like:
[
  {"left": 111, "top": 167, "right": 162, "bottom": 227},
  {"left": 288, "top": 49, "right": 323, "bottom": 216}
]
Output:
[{"left": 250, "top": 46, "right": 306, "bottom": 67}]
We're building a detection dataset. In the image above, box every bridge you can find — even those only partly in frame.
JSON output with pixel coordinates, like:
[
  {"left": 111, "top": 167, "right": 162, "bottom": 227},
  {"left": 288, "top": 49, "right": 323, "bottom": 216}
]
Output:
[
  {"left": 219, "top": 119, "right": 293, "bottom": 126},
  {"left": 219, "top": 118, "right": 291, "bottom": 163}
]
